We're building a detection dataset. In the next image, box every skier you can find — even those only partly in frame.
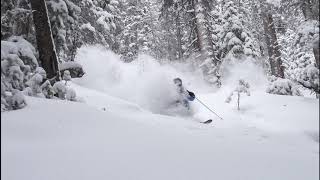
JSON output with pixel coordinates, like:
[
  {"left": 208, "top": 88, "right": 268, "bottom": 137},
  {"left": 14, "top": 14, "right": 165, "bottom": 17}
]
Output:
[
  {"left": 171, "top": 78, "right": 215, "bottom": 124},
  {"left": 173, "top": 78, "right": 195, "bottom": 110}
]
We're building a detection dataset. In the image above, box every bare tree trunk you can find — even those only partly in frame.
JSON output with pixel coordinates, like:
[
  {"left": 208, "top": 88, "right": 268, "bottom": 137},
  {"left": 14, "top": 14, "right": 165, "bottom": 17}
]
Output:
[
  {"left": 300, "top": 0, "right": 319, "bottom": 70},
  {"left": 262, "top": 14, "right": 276, "bottom": 76},
  {"left": 301, "top": 0, "right": 319, "bottom": 20},
  {"left": 176, "top": 11, "right": 183, "bottom": 60},
  {"left": 193, "top": 0, "right": 215, "bottom": 62},
  {"left": 189, "top": 0, "right": 201, "bottom": 52},
  {"left": 30, "top": 0, "right": 60, "bottom": 79},
  {"left": 268, "top": 13, "right": 285, "bottom": 78},
  {"left": 261, "top": 6, "right": 284, "bottom": 78},
  {"left": 313, "top": 40, "right": 320, "bottom": 69},
  {"left": 237, "top": 92, "right": 240, "bottom": 110}
]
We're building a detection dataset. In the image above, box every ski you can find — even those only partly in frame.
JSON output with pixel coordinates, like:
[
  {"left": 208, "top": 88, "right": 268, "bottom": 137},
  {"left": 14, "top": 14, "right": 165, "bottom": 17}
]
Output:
[{"left": 201, "top": 119, "right": 212, "bottom": 124}]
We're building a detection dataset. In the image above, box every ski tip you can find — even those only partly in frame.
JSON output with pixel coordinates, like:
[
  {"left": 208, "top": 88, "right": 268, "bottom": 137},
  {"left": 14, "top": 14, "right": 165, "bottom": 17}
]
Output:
[{"left": 202, "top": 119, "right": 212, "bottom": 124}]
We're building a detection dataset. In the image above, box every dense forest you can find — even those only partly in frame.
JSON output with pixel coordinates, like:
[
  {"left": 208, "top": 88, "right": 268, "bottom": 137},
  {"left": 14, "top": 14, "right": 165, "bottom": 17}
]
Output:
[
  {"left": 1, "top": 0, "right": 319, "bottom": 110},
  {"left": 2, "top": 1, "right": 319, "bottom": 179}
]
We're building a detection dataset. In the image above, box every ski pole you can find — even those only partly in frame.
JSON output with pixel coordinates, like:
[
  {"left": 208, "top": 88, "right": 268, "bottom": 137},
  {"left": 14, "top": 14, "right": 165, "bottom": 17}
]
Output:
[{"left": 195, "top": 97, "right": 223, "bottom": 120}]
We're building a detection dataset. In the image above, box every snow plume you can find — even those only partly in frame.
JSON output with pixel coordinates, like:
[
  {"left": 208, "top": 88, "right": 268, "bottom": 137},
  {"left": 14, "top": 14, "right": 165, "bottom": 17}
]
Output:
[
  {"left": 219, "top": 57, "right": 268, "bottom": 91},
  {"left": 74, "top": 46, "right": 268, "bottom": 114},
  {"left": 74, "top": 45, "right": 212, "bottom": 113}
]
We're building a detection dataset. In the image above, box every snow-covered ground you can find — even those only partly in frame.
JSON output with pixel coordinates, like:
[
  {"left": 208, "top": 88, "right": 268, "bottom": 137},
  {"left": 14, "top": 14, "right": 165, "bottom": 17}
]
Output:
[{"left": 2, "top": 46, "right": 319, "bottom": 180}]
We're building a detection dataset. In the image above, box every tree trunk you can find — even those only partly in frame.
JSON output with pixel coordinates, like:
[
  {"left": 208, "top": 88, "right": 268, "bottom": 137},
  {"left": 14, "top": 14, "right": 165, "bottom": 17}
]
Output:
[
  {"left": 262, "top": 14, "right": 276, "bottom": 76},
  {"left": 30, "top": 0, "right": 60, "bottom": 79},
  {"left": 193, "top": 0, "right": 215, "bottom": 62},
  {"left": 301, "top": 0, "right": 319, "bottom": 20},
  {"left": 313, "top": 40, "right": 320, "bottom": 69},
  {"left": 237, "top": 92, "right": 240, "bottom": 110},
  {"left": 261, "top": 6, "right": 284, "bottom": 78},
  {"left": 176, "top": 11, "right": 183, "bottom": 60},
  {"left": 300, "top": 0, "right": 319, "bottom": 70}
]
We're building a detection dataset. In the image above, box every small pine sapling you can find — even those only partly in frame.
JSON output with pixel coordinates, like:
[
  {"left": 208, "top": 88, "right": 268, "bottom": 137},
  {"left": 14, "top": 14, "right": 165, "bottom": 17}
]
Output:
[
  {"left": 53, "top": 81, "right": 67, "bottom": 99},
  {"left": 225, "top": 79, "right": 250, "bottom": 110},
  {"left": 8, "top": 89, "right": 27, "bottom": 110},
  {"left": 2, "top": 54, "right": 25, "bottom": 90},
  {"left": 22, "top": 65, "right": 32, "bottom": 83},
  {"left": 25, "top": 67, "right": 47, "bottom": 96},
  {"left": 1, "top": 79, "right": 9, "bottom": 111},
  {"left": 63, "top": 70, "right": 71, "bottom": 85},
  {"left": 41, "top": 80, "right": 55, "bottom": 99},
  {"left": 66, "top": 88, "right": 77, "bottom": 101},
  {"left": 8, "top": 65, "right": 24, "bottom": 90}
]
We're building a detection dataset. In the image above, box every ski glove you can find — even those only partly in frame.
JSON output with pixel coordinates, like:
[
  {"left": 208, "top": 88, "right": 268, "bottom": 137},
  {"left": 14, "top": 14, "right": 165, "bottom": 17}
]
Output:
[{"left": 187, "top": 90, "right": 195, "bottom": 101}]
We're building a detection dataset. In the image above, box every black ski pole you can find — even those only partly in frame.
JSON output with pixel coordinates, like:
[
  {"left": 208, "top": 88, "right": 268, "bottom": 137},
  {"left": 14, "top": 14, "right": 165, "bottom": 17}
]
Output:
[{"left": 195, "top": 97, "right": 223, "bottom": 120}]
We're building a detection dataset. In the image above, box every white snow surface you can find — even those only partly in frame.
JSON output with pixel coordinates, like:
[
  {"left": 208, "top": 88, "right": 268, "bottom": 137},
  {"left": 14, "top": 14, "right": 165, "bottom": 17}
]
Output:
[
  {"left": 2, "top": 46, "right": 319, "bottom": 180},
  {"left": 80, "top": 23, "right": 96, "bottom": 32},
  {"left": 266, "top": 0, "right": 281, "bottom": 7}
]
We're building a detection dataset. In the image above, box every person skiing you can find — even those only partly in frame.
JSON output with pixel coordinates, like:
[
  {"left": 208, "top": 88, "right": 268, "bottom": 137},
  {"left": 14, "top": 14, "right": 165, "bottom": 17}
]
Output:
[
  {"left": 171, "top": 78, "right": 215, "bottom": 124},
  {"left": 173, "top": 78, "right": 195, "bottom": 110}
]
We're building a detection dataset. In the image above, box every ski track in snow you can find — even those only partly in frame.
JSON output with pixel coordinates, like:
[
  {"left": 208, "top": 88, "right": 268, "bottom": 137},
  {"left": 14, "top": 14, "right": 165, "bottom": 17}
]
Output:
[{"left": 1, "top": 46, "right": 319, "bottom": 180}]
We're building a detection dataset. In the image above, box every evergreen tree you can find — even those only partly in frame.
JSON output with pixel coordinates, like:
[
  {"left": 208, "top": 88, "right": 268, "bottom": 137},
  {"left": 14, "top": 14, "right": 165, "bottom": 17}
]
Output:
[
  {"left": 46, "top": 0, "right": 81, "bottom": 62},
  {"left": 118, "top": 0, "right": 156, "bottom": 62},
  {"left": 219, "top": 0, "right": 259, "bottom": 61}
]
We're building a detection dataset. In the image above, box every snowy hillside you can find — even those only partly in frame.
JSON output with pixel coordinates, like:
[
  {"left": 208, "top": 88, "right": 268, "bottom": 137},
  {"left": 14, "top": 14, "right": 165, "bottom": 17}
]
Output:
[
  {"left": 2, "top": 87, "right": 318, "bottom": 180},
  {"left": 2, "top": 0, "right": 319, "bottom": 180},
  {"left": 2, "top": 46, "right": 319, "bottom": 180}
]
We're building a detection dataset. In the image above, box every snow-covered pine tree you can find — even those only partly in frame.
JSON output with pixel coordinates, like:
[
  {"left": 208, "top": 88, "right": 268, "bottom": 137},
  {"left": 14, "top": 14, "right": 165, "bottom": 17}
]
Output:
[
  {"left": 160, "top": 0, "right": 221, "bottom": 86},
  {"left": 159, "top": 0, "right": 185, "bottom": 60},
  {"left": 1, "top": 0, "right": 35, "bottom": 43},
  {"left": 62, "top": 70, "right": 71, "bottom": 85},
  {"left": 25, "top": 67, "right": 47, "bottom": 97},
  {"left": 118, "top": 0, "right": 155, "bottom": 62},
  {"left": 1, "top": 0, "right": 82, "bottom": 111},
  {"left": 1, "top": 54, "right": 25, "bottom": 91},
  {"left": 40, "top": 80, "right": 55, "bottom": 99},
  {"left": 52, "top": 80, "right": 67, "bottom": 99},
  {"left": 194, "top": 0, "right": 221, "bottom": 87},
  {"left": 46, "top": 0, "right": 81, "bottom": 62},
  {"left": 1, "top": 42, "right": 33, "bottom": 110},
  {"left": 282, "top": 27, "right": 319, "bottom": 96},
  {"left": 1, "top": 75, "right": 10, "bottom": 111},
  {"left": 75, "top": 0, "right": 121, "bottom": 53},
  {"left": 266, "top": 75, "right": 302, "bottom": 96},
  {"left": 225, "top": 79, "right": 250, "bottom": 110},
  {"left": 8, "top": 89, "right": 27, "bottom": 110},
  {"left": 276, "top": 0, "right": 319, "bottom": 96},
  {"left": 66, "top": 87, "right": 76, "bottom": 101},
  {"left": 219, "top": 0, "right": 260, "bottom": 61}
]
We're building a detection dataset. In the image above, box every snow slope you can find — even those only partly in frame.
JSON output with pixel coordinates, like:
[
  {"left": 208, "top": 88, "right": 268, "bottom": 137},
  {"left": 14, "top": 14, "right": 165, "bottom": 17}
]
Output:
[
  {"left": 2, "top": 46, "right": 319, "bottom": 180},
  {"left": 2, "top": 86, "right": 319, "bottom": 180}
]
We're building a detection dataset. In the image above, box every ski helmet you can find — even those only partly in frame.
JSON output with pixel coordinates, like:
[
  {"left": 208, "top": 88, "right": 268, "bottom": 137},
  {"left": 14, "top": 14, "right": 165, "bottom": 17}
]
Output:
[{"left": 173, "top": 78, "right": 182, "bottom": 86}]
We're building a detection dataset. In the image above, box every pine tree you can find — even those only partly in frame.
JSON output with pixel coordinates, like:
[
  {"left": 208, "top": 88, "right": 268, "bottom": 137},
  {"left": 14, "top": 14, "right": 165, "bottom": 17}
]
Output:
[
  {"left": 46, "top": 0, "right": 81, "bottom": 62},
  {"left": 217, "top": 0, "right": 260, "bottom": 63},
  {"left": 225, "top": 79, "right": 250, "bottom": 110},
  {"left": 118, "top": 0, "right": 155, "bottom": 62},
  {"left": 277, "top": 0, "right": 319, "bottom": 95}
]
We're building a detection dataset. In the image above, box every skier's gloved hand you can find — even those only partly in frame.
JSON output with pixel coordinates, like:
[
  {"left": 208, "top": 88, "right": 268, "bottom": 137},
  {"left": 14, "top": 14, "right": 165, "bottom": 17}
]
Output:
[{"left": 187, "top": 90, "right": 195, "bottom": 101}]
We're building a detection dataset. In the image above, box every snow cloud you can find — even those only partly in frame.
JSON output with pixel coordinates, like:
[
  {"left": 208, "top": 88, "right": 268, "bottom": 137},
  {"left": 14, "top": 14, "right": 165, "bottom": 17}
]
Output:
[{"left": 74, "top": 45, "right": 212, "bottom": 113}]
